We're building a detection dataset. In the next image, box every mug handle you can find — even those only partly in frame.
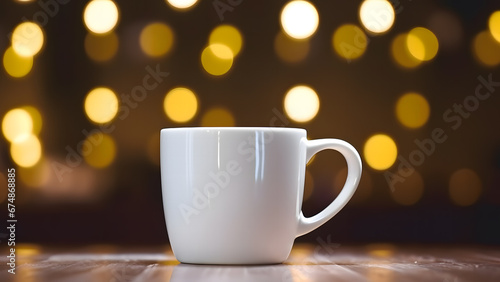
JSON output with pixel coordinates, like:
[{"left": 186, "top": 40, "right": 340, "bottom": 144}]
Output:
[{"left": 296, "top": 138, "right": 362, "bottom": 237}]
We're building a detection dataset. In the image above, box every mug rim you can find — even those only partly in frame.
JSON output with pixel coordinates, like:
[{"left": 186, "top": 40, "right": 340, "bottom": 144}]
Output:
[{"left": 161, "top": 127, "right": 306, "bottom": 133}]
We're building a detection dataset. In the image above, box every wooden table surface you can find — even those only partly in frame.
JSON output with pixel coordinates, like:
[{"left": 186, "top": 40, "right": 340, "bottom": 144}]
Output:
[{"left": 1, "top": 243, "right": 499, "bottom": 282}]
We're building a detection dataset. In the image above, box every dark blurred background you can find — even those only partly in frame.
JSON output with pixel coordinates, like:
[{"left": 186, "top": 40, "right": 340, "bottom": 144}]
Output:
[{"left": 0, "top": 0, "right": 499, "bottom": 247}]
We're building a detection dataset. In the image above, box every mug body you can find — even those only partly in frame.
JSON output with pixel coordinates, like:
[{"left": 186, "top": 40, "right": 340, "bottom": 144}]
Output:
[{"left": 161, "top": 127, "right": 307, "bottom": 264}]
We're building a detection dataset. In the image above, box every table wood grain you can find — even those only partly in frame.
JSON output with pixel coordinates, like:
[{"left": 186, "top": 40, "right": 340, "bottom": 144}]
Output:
[{"left": 1, "top": 244, "right": 499, "bottom": 281}]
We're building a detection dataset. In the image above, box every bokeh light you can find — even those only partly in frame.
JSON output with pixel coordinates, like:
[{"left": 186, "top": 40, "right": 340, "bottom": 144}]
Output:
[
  {"left": 209, "top": 25, "right": 243, "bottom": 57},
  {"left": 85, "top": 32, "right": 119, "bottom": 62},
  {"left": 140, "top": 22, "right": 174, "bottom": 58},
  {"left": 280, "top": 0, "right": 319, "bottom": 40},
  {"left": 489, "top": 11, "right": 500, "bottom": 43},
  {"left": 10, "top": 134, "right": 42, "bottom": 168},
  {"left": 11, "top": 22, "right": 44, "bottom": 57},
  {"left": 359, "top": 0, "right": 395, "bottom": 34},
  {"left": 163, "top": 87, "right": 198, "bottom": 123},
  {"left": 83, "top": 133, "right": 117, "bottom": 168},
  {"left": 391, "top": 33, "right": 422, "bottom": 69},
  {"left": 3, "top": 46, "right": 33, "bottom": 78},
  {"left": 21, "top": 106, "right": 42, "bottom": 135},
  {"left": 407, "top": 27, "right": 439, "bottom": 61},
  {"left": 472, "top": 30, "right": 500, "bottom": 67},
  {"left": 83, "top": 0, "right": 119, "bottom": 34},
  {"left": 2, "top": 108, "right": 33, "bottom": 143},
  {"left": 283, "top": 85, "right": 320, "bottom": 123},
  {"left": 274, "top": 31, "right": 309, "bottom": 63},
  {"left": 364, "top": 134, "right": 397, "bottom": 170},
  {"left": 391, "top": 170, "right": 424, "bottom": 205},
  {"left": 166, "top": 0, "right": 198, "bottom": 9},
  {"left": 332, "top": 24, "right": 368, "bottom": 60},
  {"left": 84, "top": 87, "right": 119, "bottom": 124},
  {"left": 334, "top": 168, "right": 373, "bottom": 204},
  {"left": 201, "top": 107, "right": 235, "bottom": 127},
  {"left": 395, "top": 92, "right": 430, "bottom": 128},
  {"left": 449, "top": 169, "right": 482, "bottom": 206},
  {"left": 201, "top": 44, "right": 233, "bottom": 76}
]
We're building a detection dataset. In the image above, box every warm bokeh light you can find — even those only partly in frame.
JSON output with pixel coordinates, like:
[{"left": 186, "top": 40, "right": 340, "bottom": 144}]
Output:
[
  {"left": 3, "top": 46, "right": 33, "bottom": 78},
  {"left": 21, "top": 106, "right": 42, "bottom": 135},
  {"left": 395, "top": 92, "right": 430, "bottom": 128},
  {"left": 201, "top": 44, "right": 233, "bottom": 76},
  {"left": 407, "top": 27, "right": 439, "bottom": 61},
  {"left": 201, "top": 107, "right": 235, "bottom": 127},
  {"left": 391, "top": 33, "right": 422, "bottom": 69},
  {"left": 334, "top": 168, "right": 373, "bottom": 204},
  {"left": 332, "top": 24, "right": 368, "bottom": 60},
  {"left": 2, "top": 108, "right": 33, "bottom": 143},
  {"left": 85, "top": 32, "right": 119, "bottom": 62},
  {"left": 489, "top": 11, "right": 500, "bottom": 43},
  {"left": 209, "top": 25, "right": 243, "bottom": 57},
  {"left": 11, "top": 22, "right": 44, "bottom": 57},
  {"left": 303, "top": 170, "right": 314, "bottom": 201},
  {"left": 83, "top": 0, "right": 119, "bottom": 34},
  {"left": 280, "top": 0, "right": 319, "bottom": 39},
  {"left": 140, "top": 22, "right": 174, "bottom": 58},
  {"left": 274, "top": 31, "right": 309, "bottom": 63},
  {"left": 472, "top": 30, "right": 500, "bottom": 67},
  {"left": 166, "top": 0, "right": 198, "bottom": 9},
  {"left": 10, "top": 134, "right": 42, "bottom": 168},
  {"left": 364, "top": 134, "right": 397, "bottom": 170},
  {"left": 449, "top": 169, "right": 482, "bottom": 206},
  {"left": 391, "top": 170, "right": 424, "bottom": 205},
  {"left": 164, "top": 87, "right": 198, "bottom": 123},
  {"left": 359, "top": 0, "right": 395, "bottom": 34},
  {"left": 84, "top": 87, "right": 119, "bottom": 124},
  {"left": 19, "top": 158, "right": 51, "bottom": 188},
  {"left": 83, "top": 133, "right": 117, "bottom": 168},
  {"left": 283, "top": 85, "right": 320, "bottom": 123}
]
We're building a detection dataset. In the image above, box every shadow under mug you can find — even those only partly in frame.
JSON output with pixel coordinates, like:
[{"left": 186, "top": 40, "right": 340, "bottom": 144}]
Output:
[{"left": 160, "top": 127, "right": 362, "bottom": 264}]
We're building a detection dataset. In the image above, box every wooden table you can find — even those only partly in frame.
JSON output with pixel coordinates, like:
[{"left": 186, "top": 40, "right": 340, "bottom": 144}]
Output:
[{"left": 1, "top": 244, "right": 499, "bottom": 281}]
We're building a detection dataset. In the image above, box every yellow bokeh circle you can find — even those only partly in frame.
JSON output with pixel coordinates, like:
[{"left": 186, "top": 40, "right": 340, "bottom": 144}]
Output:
[
  {"left": 332, "top": 24, "right": 368, "bottom": 60},
  {"left": 364, "top": 134, "right": 398, "bottom": 170},
  {"left": 84, "top": 87, "right": 119, "bottom": 124},
  {"left": 3, "top": 46, "right": 33, "bottom": 78},
  {"left": 201, "top": 44, "right": 233, "bottom": 76},
  {"left": 164, "top": 87, "right": 198, "bottom": 123},
  {"left": 209, "top": 25, "right": 243, "bottom": 57},
  {"left": 10, "top": 134, "right": 42, "bottom": 168},
  {"left": 284, "top": 85, "right": 320, "bottom": 123},
  {"left": 395, "top": 93, "right": 430, "bottom": 128},
  {"left": 140, "top": 22, "right": 174, "bottom": 58},
  {"left": 201, "top": 107, "right": 235, "bottom": 127},
  {"left": 11, "top": 22, "right": 44, "bottom": 57},
  {"left": 2, "top": 108, "right": 33, "bottom": 143}
]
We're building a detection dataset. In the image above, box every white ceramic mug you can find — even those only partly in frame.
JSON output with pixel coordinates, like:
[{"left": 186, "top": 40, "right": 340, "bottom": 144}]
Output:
[{"left": 160, "top": 127, "right": 362, "bottom": 264}]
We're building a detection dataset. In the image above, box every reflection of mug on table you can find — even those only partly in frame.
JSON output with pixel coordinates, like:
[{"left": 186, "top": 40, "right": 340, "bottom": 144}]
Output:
[{"left": 161, "top": 127, "right": 362, "bottom": 264}]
